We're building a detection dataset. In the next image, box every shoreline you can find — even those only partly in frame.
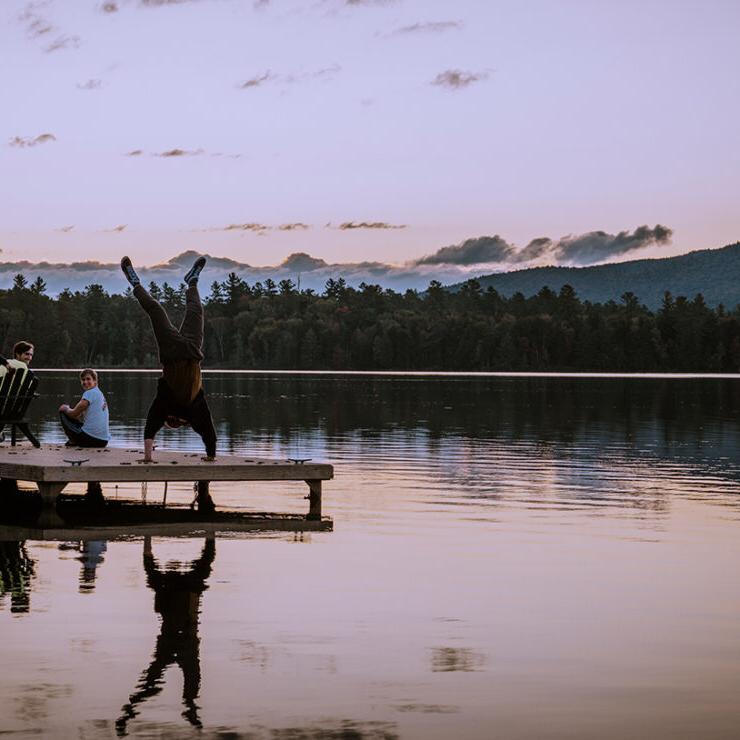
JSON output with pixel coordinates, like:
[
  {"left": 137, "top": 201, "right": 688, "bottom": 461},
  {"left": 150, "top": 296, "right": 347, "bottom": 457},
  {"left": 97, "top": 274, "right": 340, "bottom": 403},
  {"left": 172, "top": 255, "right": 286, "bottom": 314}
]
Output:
[{"left": 29, "top": 369, "right": 740, "bottom": 379}]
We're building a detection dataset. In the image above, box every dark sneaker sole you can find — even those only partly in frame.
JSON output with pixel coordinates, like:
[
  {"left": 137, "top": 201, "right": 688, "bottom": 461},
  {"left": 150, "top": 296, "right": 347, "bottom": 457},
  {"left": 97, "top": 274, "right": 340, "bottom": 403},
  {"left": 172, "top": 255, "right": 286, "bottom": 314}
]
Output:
[
  {"left": 184, "top": 257, "right": 207, "bottom": 284},
  {"left": 120, "top": 256, "right": 140, "bottom": 284}
]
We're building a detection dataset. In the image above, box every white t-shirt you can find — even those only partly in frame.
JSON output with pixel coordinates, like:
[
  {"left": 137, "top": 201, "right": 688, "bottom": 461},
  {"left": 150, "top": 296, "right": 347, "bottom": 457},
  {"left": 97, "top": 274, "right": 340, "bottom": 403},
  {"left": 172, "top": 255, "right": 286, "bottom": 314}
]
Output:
[{"left": 81, "top": 386, "right": 110, "bottom": 441}]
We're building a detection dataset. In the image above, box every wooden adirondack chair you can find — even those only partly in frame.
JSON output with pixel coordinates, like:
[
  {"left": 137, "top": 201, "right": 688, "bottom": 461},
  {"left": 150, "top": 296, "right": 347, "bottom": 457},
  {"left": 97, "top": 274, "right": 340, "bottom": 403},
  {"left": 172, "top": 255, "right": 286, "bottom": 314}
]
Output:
[{"left": 0, "top": 368, "right": 40, "bottom": 448}]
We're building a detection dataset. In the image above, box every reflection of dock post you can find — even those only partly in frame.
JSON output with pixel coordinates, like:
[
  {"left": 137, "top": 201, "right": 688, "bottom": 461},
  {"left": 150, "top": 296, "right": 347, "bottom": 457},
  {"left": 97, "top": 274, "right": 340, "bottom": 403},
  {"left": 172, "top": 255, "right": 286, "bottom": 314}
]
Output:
[
  {"left": 305, "top": 479, "right": 322, "bottom": 520},
  {"left": 36, "top": 482, "right": 67, "bottom": 528}
]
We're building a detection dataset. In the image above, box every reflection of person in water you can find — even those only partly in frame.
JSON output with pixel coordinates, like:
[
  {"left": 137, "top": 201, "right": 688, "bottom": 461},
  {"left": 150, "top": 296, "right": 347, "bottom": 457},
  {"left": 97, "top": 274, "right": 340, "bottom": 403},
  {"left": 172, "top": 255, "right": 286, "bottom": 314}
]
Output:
[
  {"left": 116, "top": 536, "right": 215, "bottom": 735},
  {"left": 0, "top": 541, "right": 35, "bottom": 614},
  {"left": 79, "top": 541, "right": 107, "bottom": 593},
  {"left": 58, "top": 540, "right": 108, "bottom": 593}
]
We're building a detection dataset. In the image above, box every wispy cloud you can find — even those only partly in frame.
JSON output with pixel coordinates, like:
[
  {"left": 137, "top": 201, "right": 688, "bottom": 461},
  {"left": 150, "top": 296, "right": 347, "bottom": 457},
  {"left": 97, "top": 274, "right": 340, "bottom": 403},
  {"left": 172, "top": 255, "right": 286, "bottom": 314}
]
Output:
[
  {"left": 239, "top": 64, "right": 341, "bottom": 89},
  {"left": 345, "top": 0, "right": 399, "bottom": 6},
  {"left": 45, "top": 34, "right": 81, "bottom": 53},
  {"left": 9, "top": 133, "right": 57, "bottom": 148},
  {"left": 312, "top": 64, "right": 341, "bottom": 79},
  {"left": 140, "top": 0, "right": 203, "bottom": 6},
  {"left": 414, "top": 225, "right": 673, "bottom": 267},
  {"left": 19, "top": 4, "right": 53, "bottom": 38},
  {"left": 18, "top": 3, "right": 81, "bottom": 53},
  {"left": 431, "top": 69, "right": 489, "bottom": 90},
  {"left": 125, "top": 147, "right": 241, "bottom": 158},
  {"left": 222, "top": 223, "right": 269, "bottom": 233},
  {"left": 336, "top": 221, "right": 407, "bottom": 230},
  {"left": 191, "top": 222, "right": 310, "bottom": 234},
  {"left": 239, "top": 71, "right": 276, "bottom": 89},
  {"left": 77, "top": 78, "right": 102, "bottom": 90},
  {"left": 154, "top": 148, "right": 205, "bottom": 157},
  {"left": 388, "top": 20, "right": 462, "bottom": 36}
]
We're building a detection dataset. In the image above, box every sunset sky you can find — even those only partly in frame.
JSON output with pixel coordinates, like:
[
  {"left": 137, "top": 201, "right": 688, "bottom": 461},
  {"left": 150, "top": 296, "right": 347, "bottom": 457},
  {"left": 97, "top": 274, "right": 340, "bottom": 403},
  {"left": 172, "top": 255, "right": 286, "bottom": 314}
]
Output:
[{"left": 2, "top": 0, "right": 739, "bottom": 278}]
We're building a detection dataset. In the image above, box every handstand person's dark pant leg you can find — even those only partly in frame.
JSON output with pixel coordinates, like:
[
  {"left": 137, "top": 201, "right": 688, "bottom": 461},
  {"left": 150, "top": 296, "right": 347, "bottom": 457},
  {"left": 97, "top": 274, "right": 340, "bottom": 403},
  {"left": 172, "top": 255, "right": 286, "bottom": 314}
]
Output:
[
  {"left": 133, "top": 284, "right": 189, "bottom": 363},
  {"left": 179, "top": 285, "right": 204, "bottom": 355}
]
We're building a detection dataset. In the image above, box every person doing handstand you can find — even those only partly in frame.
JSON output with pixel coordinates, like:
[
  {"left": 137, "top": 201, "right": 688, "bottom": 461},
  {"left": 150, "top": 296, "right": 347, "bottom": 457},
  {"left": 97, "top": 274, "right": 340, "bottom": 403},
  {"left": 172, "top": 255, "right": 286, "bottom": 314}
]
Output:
[{"left": 121, "top": 255, "right": 216, "bottom": 463}]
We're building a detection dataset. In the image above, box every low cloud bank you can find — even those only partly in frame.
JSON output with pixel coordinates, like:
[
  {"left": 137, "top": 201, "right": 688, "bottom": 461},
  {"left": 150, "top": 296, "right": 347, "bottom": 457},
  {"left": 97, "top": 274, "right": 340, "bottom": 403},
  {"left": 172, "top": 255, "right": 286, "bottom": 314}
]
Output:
[
  {"left": 0, "top": 225, "right": 673, "bottom": 295},
  {"left": 414, "top": 225, "right": 673, "bottom": 266}
]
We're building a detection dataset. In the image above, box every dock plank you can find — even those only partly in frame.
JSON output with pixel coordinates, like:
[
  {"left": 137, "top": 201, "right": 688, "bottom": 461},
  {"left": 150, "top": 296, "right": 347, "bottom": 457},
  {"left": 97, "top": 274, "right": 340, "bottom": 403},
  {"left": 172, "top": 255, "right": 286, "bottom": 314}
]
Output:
[{"left": 0, "top": 444, "right": 333, "bottom": 483}]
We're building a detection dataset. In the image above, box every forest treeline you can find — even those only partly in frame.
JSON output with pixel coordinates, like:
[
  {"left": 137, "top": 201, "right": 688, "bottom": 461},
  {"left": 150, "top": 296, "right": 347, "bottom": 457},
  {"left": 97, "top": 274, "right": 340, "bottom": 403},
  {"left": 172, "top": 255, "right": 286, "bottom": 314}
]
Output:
[{"left": 2, "top": 272, "right": 740, "bottom": 372}]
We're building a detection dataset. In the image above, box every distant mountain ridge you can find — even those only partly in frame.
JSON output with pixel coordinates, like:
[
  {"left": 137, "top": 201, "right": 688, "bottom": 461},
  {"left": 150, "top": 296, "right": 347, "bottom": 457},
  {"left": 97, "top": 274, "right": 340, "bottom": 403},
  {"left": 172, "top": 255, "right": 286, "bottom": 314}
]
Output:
[
  {"left": 1, "top": 242, "right": 738, "bottom": 304},
  {"left": 455, "top": 242, "right": 740, "bottom": 309}
]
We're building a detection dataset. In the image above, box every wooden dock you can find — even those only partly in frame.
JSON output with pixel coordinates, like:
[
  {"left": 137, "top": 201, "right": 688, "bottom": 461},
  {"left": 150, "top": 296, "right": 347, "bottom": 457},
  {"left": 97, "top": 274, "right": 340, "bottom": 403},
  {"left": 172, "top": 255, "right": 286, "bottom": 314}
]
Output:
[{"left": 0, "top": 444, "right": 334, "bottom": 528}]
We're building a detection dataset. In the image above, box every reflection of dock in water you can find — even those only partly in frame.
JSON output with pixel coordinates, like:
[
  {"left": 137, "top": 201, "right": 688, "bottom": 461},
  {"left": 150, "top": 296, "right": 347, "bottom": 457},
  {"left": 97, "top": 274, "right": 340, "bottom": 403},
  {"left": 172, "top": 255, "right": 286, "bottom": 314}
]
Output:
[
  {"left": 0, "top": 443, "right": 334, "bottom": 530},
  {"left": 0, "top": 510, "right": 331, "bottom": 541}
]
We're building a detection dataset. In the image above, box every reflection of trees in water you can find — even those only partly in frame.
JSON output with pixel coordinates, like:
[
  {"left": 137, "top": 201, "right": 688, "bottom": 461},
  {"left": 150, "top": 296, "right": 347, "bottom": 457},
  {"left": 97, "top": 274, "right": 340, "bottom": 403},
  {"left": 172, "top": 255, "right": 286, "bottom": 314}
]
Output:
[
  {"left": 270, "top": 720, "right": 398, "bottom": 739},
  {"left": 116, "top": 536, "right": 215, "bottom": 736},
  {"left": 429, "top": 647, "right": 486, "bottom": 673},
  {"left": 0, "top": 541, "right": 35, "bottom": 614},
  {"left": 12, "top": 682, "right": 73, "bottom": 724},
  {"left": 33, "top": 375, "right": 740, "bottom": 505},
  {"left": 34, "top": 374, "right": 740, "bottom": 455}
]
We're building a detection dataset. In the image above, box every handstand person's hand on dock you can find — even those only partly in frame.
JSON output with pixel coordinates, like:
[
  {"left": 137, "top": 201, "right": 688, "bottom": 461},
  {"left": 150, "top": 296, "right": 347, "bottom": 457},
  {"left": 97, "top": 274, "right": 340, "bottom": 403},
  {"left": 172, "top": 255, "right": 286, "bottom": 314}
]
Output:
[{"left": 122, "top": 255, "right": 217, "bottom": 463}]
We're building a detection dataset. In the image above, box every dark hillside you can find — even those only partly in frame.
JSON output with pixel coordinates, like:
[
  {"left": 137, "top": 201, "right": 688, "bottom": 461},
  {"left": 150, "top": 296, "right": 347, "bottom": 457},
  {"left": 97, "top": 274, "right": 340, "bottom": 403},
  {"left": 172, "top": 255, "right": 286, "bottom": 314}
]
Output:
[{"left": 455, "top": 242, "right": 740, "bottom": 308}]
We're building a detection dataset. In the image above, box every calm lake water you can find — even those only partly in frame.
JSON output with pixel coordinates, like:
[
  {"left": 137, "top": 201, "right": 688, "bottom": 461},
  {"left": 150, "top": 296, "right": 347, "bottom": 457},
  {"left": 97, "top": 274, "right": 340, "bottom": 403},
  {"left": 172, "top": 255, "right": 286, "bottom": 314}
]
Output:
[{"left": 2, "top": 372, "right": 740, "bottom": 739}]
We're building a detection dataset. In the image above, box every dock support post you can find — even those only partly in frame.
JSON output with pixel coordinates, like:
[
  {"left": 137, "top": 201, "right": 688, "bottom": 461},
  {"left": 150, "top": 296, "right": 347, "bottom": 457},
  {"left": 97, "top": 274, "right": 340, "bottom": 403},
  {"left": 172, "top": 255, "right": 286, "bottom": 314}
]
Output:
[
  {"left": 305, "top": 480, "right": 322, "bottom": 521},
  {"left": 195, "top": 480, "right": 215, "bottom": 514},
  {"left": 36, "top": 482, "right": 67, "bottom": 528}
]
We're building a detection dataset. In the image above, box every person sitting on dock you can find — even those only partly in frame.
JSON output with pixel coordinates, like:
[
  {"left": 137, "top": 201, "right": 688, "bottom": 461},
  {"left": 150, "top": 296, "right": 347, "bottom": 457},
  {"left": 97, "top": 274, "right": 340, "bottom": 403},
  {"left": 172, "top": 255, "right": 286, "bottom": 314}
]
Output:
[
  {"left": 58, "top": 369, "right": 110, "bottom": 449},
  {"left": 0, "top": 341, "right": 35, "bottom": 421},
  {"left": 120, "top": 255, "right": 217, "bottom": 464},
  {"left": 0, "top": 340, "right": 34, "bottom": 378}
]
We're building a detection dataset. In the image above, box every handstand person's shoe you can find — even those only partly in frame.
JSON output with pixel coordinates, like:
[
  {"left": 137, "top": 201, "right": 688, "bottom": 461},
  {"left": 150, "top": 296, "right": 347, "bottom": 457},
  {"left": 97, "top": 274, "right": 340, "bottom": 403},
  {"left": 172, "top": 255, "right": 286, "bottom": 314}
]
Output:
[
  {"left": 120, "top": 256, "right": 141, "bottom": 286},
  {"left": 184, "top": 256, "right": 207, "bottom": 286}
]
